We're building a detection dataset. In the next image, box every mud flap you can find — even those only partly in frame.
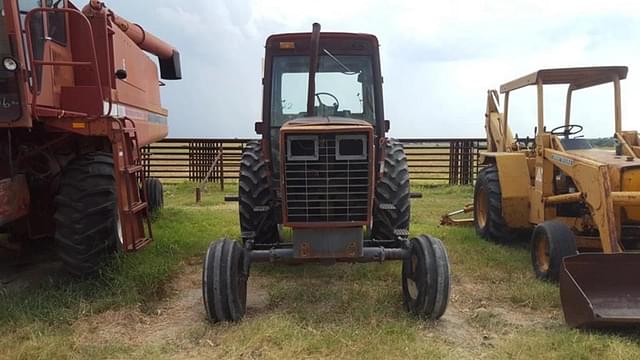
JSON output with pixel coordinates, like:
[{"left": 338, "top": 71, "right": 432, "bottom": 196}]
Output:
[{"left": 561, "top": 253, "right": 640, "bottom": 328}]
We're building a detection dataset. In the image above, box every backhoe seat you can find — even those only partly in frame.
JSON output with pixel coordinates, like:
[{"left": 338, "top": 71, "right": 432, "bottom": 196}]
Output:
[{"left": 560, "top": 138, "right": 593, "bottom": 151}]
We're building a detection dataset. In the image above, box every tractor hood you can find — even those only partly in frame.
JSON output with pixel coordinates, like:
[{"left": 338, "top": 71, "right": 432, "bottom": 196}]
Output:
[
  {"left": 282, "top": 117, "right": 373, "bottom": 132},
  {"left": 568, "top": 149, "right": 640, "bottom": 171}
]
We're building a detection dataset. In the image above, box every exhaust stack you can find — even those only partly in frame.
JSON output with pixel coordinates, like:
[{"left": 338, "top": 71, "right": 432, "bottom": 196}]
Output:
[{"left": 306, "top": 23, "right": 321, "bottom": 116}]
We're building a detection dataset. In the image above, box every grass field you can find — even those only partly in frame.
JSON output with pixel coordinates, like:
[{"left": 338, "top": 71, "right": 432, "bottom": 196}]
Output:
[{"left": 1, "top": 183, "right": 640, "bottom": 359}]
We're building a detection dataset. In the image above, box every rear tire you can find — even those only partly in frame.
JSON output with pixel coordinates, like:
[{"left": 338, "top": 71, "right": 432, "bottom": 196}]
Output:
[
  {"left": 239, "top": 141, "right": 279, "bottom": 244},
  {"left": 55, "top": 152, "right": 121, "bottom": 277},
  {"left": 402, "top": 235, "right": 450, "bottom": 320},
  {"left": 531, "top": 221, "right": 577, "bottom": 281},
  {"left": 474, "top": 165, "right": 514, "bottom": 243},
  {"left": 145, "top": 177, "right": 164, "bottom": 215},
  {"left": 372, "top": 139, "right": 410, "bottom": 243},
  {"left": 202, "top": 239, "right": 249, "bottom": 322}
]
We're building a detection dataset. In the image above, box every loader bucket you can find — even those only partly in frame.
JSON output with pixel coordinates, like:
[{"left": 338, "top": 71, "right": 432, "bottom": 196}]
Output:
[{"left": 560, "top": 253, "right": 640, "bottom": 328}]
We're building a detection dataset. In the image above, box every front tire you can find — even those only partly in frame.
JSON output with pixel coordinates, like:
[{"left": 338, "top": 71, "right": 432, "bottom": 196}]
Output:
[
  {"left": 402, "top": 235, "right": 450, "bottom": 320},
  {"left": 202, "top": 239, "right": 249, "bottom": 322},
  {"left": 55, "top": 152, "right": 121, "bottom": 277},
  {"left": 239, "top": 141, "right": 279, "bottom": 244},
  {"left": 474, "top": 165, "right": 514, "bottom": 243},
  {"left": 531, "top": 221, "right": 577, "bottom": 281},
  {"left": 372, "top": 139, "right": 410, "bottom": 243}
]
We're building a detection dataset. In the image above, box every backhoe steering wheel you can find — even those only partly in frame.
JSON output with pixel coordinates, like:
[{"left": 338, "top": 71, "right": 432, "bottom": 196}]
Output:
[
  {"left": 315, "top": 92, "right": 340, "bottom": 110},
  {"left": 550, "top": 124, "right": 583, "bottom": 138}
]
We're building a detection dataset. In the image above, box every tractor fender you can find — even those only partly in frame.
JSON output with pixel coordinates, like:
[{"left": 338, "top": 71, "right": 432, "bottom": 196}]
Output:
[{"left": 483, "top": 152, "right": 531, "bottom": 228}]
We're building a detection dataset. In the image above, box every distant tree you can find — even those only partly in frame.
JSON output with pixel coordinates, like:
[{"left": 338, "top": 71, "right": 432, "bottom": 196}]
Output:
[{"left": 586, "top": 138, "right": 615, "bottom": 148}]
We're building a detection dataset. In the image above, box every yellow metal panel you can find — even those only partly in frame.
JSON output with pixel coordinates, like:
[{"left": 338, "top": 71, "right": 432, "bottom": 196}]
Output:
[
  {"left": 494, "top": 153, "right": 531, "bottom": 228},
  {"left": 622, "top": 168, "right": 640, "bottom": 221}
]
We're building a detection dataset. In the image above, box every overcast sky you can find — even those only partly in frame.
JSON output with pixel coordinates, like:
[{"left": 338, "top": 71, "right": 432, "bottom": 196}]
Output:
[{"left": 108, "top": 0, "right": 640, "bottom": 139}]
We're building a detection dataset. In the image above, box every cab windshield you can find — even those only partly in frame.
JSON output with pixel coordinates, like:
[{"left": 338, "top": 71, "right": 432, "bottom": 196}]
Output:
[{"left": 270, "top": 55, "right": 375, "bottom": 127}]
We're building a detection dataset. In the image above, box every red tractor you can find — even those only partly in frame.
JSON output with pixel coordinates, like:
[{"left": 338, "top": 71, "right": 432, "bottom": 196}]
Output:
[
  {"left": 0, "top": 0, "right": 180, "bottom": 276},
  {"left": 202, "top": 24, "right": 451, "bottom": 322}
]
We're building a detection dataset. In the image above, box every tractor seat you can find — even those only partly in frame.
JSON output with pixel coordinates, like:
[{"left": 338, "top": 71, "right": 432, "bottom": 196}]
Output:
[{"left": 560, "top": 138, "right": 593, "bottom": 151}]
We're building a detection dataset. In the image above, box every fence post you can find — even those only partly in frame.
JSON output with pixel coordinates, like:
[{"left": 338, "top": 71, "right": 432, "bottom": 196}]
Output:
[
  {"left": 448, "top": 141, "right": 459, "bottom": 185},
  {"left": 461, "top": 139, "right": 472, "bottom": 185},
  {"left": 188, "top": 140, "right": 193, "bottom": 181},
  {"left": 220, "top": 143, "right": 225, "bottom": 191}
]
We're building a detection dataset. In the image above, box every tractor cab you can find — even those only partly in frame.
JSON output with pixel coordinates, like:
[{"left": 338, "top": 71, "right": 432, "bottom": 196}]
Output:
[{"left": 259, "top": 25, "right": 387, "bottom": 181}]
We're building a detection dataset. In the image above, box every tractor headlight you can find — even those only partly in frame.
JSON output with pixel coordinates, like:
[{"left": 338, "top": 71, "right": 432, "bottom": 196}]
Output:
[{"left": 3, "top": 57, "right": 18, "bottom": 72}]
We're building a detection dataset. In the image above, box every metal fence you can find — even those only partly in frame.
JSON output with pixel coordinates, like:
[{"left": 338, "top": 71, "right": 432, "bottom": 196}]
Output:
[{"left": 142, "top": 138, "right": 487, "bottom": 186}]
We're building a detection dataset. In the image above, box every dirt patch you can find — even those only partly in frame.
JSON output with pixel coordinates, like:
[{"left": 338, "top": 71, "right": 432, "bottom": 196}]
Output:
[
  {"left": 72, "top": 261, "right": 269, "bottom": 348},
  {"left": 423, "top": 277, "right": 561, "bottom": 359},
  {"left": 70, "top": 261, "right": 559, "bottom": 358}
]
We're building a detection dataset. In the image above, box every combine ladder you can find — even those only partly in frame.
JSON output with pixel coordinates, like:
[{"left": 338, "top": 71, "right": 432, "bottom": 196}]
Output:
[{"left": 113, "top": 117, "right": 153, "bottom": 251}]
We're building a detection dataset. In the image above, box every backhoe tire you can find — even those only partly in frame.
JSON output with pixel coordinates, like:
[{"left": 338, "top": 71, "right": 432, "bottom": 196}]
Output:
[
  {"left": 145, "top": 177, "right": 164, "bottom": 216},
  {"left": 531, "top": 221, "right": 577, "bottom": 281},
  {"left": 402, "top": 235, "right": 450, "bottom": 320},
  {"left": 473, "top": 165, "right": 514, "bottom": 243},
  {"left": 202, "top": 239, "right": 249, "bottom": 322},
  {"left": 55, "top": 152, "right": 121, "bottom": 277},
  {"left": 239, "top": 141, "right": 279, "bottom": 244},
  {"left": 372, "top": 139, "right": 410, "bottom": 244}
]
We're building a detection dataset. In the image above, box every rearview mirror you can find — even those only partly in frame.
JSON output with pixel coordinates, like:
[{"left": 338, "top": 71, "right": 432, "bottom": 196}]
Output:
[{"left": 255, "top": 122, "right": 264, "bottom": 135}]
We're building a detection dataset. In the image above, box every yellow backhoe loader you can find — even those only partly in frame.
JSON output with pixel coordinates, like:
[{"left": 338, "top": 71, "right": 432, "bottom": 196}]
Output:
[{"left": 445, "top": 66, "right": 640, "bottom": 328}]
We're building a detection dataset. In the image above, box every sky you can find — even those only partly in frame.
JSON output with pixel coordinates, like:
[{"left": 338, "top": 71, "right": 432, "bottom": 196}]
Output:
[{"left": 107, "top": 0, "right": 640, "bottom": 139}]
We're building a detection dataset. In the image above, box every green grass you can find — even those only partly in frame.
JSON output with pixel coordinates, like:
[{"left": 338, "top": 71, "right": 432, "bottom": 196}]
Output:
[{"left": 1, "top": 182, "right": 640, "bottom": 359}]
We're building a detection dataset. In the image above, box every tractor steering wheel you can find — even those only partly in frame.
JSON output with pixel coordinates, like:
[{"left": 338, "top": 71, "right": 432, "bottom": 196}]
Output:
[
  {"left": 550, "top": 124, "right": 583, "bottom": 138},
  {"left": 315, "top": 92, "right": 340, "bottom": 110}
]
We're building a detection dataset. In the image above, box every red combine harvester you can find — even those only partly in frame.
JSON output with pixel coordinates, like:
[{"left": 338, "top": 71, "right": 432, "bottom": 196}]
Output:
[{"left": 0, "top": 0, "right": 181, "bottom": 276}]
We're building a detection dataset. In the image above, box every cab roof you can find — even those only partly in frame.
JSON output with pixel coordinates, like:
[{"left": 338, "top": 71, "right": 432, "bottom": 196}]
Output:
[
  {"left": 500, "top": 66, "right": 628, "bottom": 93},
  {"left": 267, "top": 32, "right": 379, "bottom": 46}
]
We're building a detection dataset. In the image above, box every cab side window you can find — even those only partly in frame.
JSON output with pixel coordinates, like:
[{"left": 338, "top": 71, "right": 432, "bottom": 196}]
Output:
[{"left": 46, "top": 0, "right": 67, "bottom": 45}]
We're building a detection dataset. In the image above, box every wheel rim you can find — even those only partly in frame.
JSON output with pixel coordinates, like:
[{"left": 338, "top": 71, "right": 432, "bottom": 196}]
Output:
[
  {"left": 115, "top": 212, "right": 124, "bottom": 251},
  {"left": 535, "top": 233, "right": 551, "bottom": 273},
  {"left": 476, "top": 185, "right": 488, "bottom": 229},
  {"left": 117, "top": 218, "right": 123, "bottom": 245},
  {"left": 407, "top": 254, "right": 419, "bottom": 300}
]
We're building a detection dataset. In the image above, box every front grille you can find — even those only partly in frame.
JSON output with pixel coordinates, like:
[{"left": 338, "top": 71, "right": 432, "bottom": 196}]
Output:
[{"left": 284, "top": 133, "right": 370, "bottom": 223}]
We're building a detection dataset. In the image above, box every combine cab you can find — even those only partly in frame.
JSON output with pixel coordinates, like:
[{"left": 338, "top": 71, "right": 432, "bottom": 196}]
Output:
[
  {"left": 202, "top": 24, "right": 451, "bottom": 322},
  {"left": 454, "top": 67, "right": 640, "bottom": 327},
  {"left": 0, "top": 0, "right": 181, "bottom": 276}
]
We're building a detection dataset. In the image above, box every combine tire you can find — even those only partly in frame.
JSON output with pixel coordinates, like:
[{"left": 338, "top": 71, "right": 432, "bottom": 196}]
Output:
[
  {"left": 239, "top": 141, "right": 279, "bottom": 244},
  {"left": 55, "top": 152, "right": 121, "bottom": 277},
  {"left": 372, "top": 139, "right": 410, "bottom": 243},
  {"left": 531, "top": 221, "right": 577, "bottom": 281},
  {"left": 145, "top": 177, "right": 164, "bottom": 215},
  {"left": 474, "top": 165, "right": 514, "bottom": 243},
  {"left": 202, "top": 239, "right": 249, "bottom": 322},
  {"left": 402, "top": 235, "right": 450, "bottom": 320}
]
